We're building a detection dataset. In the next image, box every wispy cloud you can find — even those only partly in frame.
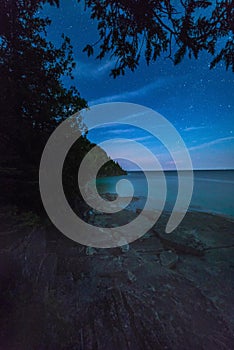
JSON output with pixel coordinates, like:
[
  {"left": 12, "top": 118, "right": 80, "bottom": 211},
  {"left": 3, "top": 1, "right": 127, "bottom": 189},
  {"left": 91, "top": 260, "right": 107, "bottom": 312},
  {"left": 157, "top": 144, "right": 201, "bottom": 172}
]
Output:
[
  {"left": 107, "top": 128, "right": 136, "bottom": 135},
  {"left": 110, "top": 135, "right": 153, "bottom": 143},
  {"left": 97, "top": 61, "right": 113, "bottom": 73},
  {"left": 183, "top": 126, "right": 206, "bottom": 132},
  {"left": 133, "top": 135, "right": 153, "bottom": 142},
  {"left": 189, "top": 136, "right": 234, "bottom": 151},
  {"left": 89, "top": 124, "right": 136, "bottom": 135},
  {"left": 89, "top": 77, "right": 172, "bottom": 105},
  {"left": 73, "top": 60, "right": 114, "bottom": 79}
]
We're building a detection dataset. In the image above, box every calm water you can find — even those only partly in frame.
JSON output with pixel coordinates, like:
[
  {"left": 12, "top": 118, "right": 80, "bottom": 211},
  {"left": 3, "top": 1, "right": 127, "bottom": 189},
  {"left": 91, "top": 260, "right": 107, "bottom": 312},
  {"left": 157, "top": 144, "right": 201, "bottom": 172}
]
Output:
[{"left": 96, "top": 170, "right": 234, "bottom": 217}]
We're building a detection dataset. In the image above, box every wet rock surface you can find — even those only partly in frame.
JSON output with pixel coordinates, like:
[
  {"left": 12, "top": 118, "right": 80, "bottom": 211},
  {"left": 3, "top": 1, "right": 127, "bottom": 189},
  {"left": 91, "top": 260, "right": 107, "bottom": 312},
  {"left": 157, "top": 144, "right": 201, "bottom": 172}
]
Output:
[{"left": 0, "top": 208, "right": 234, "bottom": 349}]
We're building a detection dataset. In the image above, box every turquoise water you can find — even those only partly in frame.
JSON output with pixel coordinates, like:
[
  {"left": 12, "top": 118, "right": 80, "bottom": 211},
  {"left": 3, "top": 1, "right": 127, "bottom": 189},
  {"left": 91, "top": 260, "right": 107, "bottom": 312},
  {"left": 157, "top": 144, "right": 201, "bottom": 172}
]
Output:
[{"left": 96, "top": 170, "right": 234, "bottom": 217}]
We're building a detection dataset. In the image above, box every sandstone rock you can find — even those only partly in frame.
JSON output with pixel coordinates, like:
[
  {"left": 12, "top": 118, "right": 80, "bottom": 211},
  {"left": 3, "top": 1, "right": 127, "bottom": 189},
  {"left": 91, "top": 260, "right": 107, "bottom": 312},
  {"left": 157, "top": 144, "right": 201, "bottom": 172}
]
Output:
[
  {"left": 1, "top": 208, "right": 234, "bottom": 349},
  {"left": 15, "top": 229, "right": 47, "bottom": 280},
  {"left": 127, "top": 270, "right": 136, "bottom": 283},
  {"left": 102, "top": 193, "right": 117, "bottom": 201},
  {"left": 136, "top": 208, "right": 160, "bottom": 220},
  {"left": 160, "top": 250, "right": 178, "bottom": 269},
  {"left": 154, "top": 228, "right": 206, "bottom": 256},
  {"left": 136, "top": 208, "right": 141, "bottom": 215},
  {"left": 86, "top": 246, "right": 97, "bottom": 256},
  {"left": 36, "top": 253, "right": 57, "bottom": 298},
  {"left": 120, "top": 243, "right": 130, "bottom": 253}
]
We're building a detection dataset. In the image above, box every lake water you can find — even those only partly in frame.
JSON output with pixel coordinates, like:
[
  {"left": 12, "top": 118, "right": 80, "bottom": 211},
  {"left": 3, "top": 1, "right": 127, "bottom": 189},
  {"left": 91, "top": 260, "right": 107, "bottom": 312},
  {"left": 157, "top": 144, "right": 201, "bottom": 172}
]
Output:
[{"left": 96, "top": 170, "right": 234, "bottom": 218}]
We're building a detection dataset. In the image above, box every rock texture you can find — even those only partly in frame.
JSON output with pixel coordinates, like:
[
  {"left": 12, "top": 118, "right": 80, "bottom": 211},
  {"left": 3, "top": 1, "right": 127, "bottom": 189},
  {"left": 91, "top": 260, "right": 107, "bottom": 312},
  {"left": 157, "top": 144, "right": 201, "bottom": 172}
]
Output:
[
  {"left": 0, "top": 208, "right": 234, "bottom": 349},
  {"left": 160, "top": 250, "right": 178, "bottom": 268}
]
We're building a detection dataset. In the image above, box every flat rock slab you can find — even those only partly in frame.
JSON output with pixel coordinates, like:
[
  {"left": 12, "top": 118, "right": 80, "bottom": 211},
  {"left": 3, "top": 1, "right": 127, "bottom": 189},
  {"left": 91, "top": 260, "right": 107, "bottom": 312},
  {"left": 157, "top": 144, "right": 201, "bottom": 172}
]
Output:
[
  {"left": 160, "top": 250, "right": 178, "bottom": 268},
  {"left": 154, "top": 228, "right": 206, "bottom": 256},
  {"left": 1, "top": 208, "right": 234, "bottom": 349},
  {"left": 155, "top": 211, "right": 234, "bottom": 250}
]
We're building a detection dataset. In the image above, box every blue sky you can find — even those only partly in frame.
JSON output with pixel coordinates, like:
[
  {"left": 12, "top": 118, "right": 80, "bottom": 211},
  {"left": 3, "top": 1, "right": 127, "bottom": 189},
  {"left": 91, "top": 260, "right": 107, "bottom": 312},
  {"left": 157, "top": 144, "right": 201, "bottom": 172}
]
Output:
[{"left": 42, "top": 0, "right": 234, "bottom": 170}]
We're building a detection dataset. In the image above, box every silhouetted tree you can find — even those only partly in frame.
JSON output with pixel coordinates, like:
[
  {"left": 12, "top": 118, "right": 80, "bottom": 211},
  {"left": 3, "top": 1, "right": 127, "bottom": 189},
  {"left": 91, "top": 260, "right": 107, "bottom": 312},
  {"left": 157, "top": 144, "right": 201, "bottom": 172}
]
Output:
[
  {"left": 0, "top": 0, "right": 87, "bottom": 163},
  {"left": 79, "top": 0, "right": 233, "bottom": 77},
  {"left": 0, "top": 0, "right": 125, "bottom": 211}
]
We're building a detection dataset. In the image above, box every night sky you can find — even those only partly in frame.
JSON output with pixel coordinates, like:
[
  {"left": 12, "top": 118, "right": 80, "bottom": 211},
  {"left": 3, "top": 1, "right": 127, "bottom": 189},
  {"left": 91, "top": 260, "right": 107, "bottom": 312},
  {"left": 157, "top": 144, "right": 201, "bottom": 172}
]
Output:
[{"left": 42, "top": 0, "right": 234, "bottom": 170}]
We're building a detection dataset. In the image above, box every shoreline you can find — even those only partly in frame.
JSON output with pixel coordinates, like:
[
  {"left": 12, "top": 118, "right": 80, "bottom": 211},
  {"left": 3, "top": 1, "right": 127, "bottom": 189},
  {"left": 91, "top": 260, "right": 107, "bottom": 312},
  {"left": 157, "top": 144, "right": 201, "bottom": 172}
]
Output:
[
  {"left": 100, "top": 192, "right": 234, "bottom": 222},
  {"left": 97, "top": 169, "right": 234, "bottom": 219},
  {"left": 0, "top": 202, "right": 234, "bottom": 348}
]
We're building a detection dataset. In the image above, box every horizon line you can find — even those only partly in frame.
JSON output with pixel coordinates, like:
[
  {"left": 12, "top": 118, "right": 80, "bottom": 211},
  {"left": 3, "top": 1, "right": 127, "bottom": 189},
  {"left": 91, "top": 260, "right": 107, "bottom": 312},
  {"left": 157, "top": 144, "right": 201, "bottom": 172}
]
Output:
[{"left": 125, "top": 168, "right": 234, "bottom": 172}]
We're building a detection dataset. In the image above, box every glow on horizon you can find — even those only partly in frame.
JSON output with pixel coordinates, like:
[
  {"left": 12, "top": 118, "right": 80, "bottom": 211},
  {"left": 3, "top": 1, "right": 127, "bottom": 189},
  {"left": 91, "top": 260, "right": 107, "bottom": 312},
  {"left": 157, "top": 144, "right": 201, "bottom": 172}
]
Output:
[{"left": 87, "top": 124, "right": 234, "bottom": 171}]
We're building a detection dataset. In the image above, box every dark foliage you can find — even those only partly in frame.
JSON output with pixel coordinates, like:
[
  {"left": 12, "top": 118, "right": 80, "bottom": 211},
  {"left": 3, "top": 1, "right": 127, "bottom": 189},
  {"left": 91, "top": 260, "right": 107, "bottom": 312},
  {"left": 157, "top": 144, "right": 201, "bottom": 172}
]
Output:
[
  {"left": 63, "top": 135, "right": 126, "bottom": 206},
  {"left": 78, "top": 0, "right": 234, "bottom": 77},
  {"left": 0, "top": 0, "right": 126, "bottom": 212},
  {"left": 0, "top": 0, "right": 87, "bottom": 164}
]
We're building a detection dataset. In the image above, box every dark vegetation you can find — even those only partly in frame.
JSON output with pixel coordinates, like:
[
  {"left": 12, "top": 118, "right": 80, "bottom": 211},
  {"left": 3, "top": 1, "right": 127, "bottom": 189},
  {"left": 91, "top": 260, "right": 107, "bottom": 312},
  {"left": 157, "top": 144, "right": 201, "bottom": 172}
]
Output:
[
  {"left": 80, "top": 0, "right": 234, "bottom": 77},
  {"left": 0, "top": 0, "right": 125, "bottom": 214}
]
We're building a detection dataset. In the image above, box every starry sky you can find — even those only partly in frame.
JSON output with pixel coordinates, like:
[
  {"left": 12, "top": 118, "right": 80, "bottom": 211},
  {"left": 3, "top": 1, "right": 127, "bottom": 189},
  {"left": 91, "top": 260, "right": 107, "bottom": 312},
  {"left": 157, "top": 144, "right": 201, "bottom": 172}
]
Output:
[{"left": 42, "top": 0, "right": 234, "bottom": 170}]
